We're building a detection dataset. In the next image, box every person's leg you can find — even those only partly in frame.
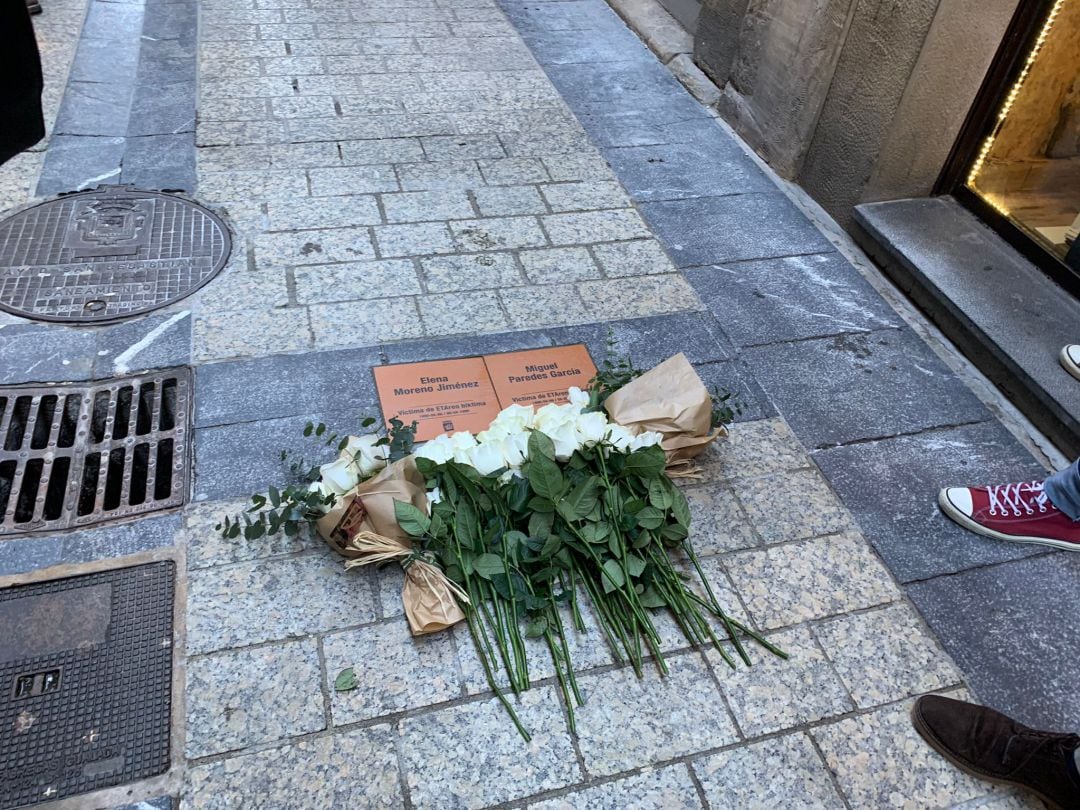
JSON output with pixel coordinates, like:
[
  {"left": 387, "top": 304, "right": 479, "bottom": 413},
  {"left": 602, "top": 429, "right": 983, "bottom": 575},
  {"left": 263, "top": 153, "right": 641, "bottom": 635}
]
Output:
[{"left": 1043, "top": 458, "right": 1080, "bottom": 521}]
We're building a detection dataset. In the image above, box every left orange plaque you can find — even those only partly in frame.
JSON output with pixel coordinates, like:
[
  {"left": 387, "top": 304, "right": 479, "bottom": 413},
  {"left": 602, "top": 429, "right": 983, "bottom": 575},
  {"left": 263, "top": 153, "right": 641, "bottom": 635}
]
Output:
[{"left": 373, "top": 357, "right": 501, "bottom": 441}]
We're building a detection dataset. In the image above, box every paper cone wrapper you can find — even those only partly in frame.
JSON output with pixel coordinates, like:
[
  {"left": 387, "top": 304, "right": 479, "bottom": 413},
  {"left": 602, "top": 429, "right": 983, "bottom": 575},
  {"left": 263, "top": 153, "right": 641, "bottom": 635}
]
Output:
[
  {"left": 318, "top": 456, "right": 467, "bottom": 635},
  {"left": 316, "top": 455, "right": 428, "bottom": 558},
  {"left": 603, "top": 352, "right": 726, "bottom": 468}
]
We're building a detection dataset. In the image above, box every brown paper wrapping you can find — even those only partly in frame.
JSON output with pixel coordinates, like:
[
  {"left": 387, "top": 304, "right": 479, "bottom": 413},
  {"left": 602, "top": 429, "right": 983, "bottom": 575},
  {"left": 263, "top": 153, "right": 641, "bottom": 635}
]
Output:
[
  {"left": 603, "top": 352, "right": 726, "bottom": 473},
  {"left": 316, "top": 456, "right": 467, "bottom": 635}
]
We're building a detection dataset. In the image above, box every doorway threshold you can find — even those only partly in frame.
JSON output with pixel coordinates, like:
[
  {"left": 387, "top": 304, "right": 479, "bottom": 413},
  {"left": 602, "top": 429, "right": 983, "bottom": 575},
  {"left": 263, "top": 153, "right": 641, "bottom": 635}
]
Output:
[{"left": 854, "top": 195, "right": 1080, "bottom": 458}]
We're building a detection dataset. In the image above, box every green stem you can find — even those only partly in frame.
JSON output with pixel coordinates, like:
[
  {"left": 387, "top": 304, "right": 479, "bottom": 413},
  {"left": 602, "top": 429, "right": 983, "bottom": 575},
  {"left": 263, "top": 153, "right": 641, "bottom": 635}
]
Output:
[{"left": 467, "top": 612, "right": 531, "bottom": 742}]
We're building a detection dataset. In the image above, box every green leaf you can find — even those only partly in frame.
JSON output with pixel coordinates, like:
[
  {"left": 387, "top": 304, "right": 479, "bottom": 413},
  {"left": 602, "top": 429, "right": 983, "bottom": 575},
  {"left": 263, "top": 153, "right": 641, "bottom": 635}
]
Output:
[
  {"left": 457, "top": 499, "right": 478, "bottom": 542},
  {"left": 527, "top": 451, "right": 565, "bottom": 502},
  {"left": 601, "top": 559, "right": 625, "bottom": 593},
  {"left": 622, "top": 445, "right": 667, "bottom": 478},
  {"left": 638, "top": 586, "right": 667, "bottom": 609},
  {"left": 268, "top": 486, "right": 281, "bottom": 508},
  {"left": 556, "top": 477, "right": 600, "bottom": 523},
  {"left": 538, "top": 533, "right": 562, "bottom": 558},
  {"left": 361, "top": 417, "right": 376, "bottom": 427},
  {"left": 429, "top": 511, "right": 446, "bottom": 540},
  {"left": 670, "top": 485, "right": 691, "bottom": 528},
  {"left": 608, "top": 532, "right": 622, "bottom": 558},
  {"left": 334, "top": 667, "right": 359, "bottom": 691},
  {"left": 647, "top": 478, "right": 672, "bottom": 510},
  {"left": 524, "top": 616, "right": 548, "bottom": 638},
  {"left": 528, "top": 510, "right": 554, "bottom": 539},
  {"left": 490, "top": 572, "right": 512, "bottom": 599},
  {"left": 303, "top": 422, "right": 314, "bottom": 437},
  {"left": 394, "top": 500, "right": 431, "bottom": 537},
  {"left": 528, "top": 430, "right": 556, "bottom": 461},
  {"left": 660, "top": 523, "right": 689, "bottom": 543},
  {"left": 636, "top": 505, "right": 665, "bottom": 530},
  {"left": 506, "top": 475, "right": 531, "bottom": 512},
  {"left": 625, "top": 553, "right": 646, "bottom": 578},
  {"left": 527, "top": 495, "right": 555, "bottom": 514},
  {"left": 579, "top": 522, "right": 610, "bottom": 544},
  {"left": 472, "top": 553, "right": 505, "bottom": 579}
]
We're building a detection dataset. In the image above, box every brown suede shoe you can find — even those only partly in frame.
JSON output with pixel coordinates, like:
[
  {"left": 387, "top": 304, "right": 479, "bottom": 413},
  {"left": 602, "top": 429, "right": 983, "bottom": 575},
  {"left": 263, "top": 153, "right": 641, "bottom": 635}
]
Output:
[{"left": 912, "top": 695, "right": 1080, "bottom": 809}]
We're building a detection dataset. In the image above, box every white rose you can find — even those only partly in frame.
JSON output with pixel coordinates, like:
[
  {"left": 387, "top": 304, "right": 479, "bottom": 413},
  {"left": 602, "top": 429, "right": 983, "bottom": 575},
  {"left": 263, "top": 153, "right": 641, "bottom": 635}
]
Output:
[
  {"left": 319, "top": 457, "right": 360, "bottom": 495},
  {"left": 340, "top": 434, "right": 389, "bottom": 477},
  {"left": 629, "top": 430, "right": 664, "bottom": 451},
  {"left": 467, "top": 442, "right": 505, "bottom": 475},
  {"left": 415, "top": 434, "right": 454, "bottom": 464},
  {"left": 567, "top": 387, "right": 590, "bottom": 410},
  {"left": 606, "top": 423, "right": 637, "bottom": 452},
  {"left": 488, "top": 435, "right": 527, "bottom": 469},
  {"left": 502, "top": 430, "right": 530, "bottom": 466},
  {"left": 546, "top": 420, "right": 581, "bottom": 461},
  {"left": 497, "top": 468, "right": 523, "bottom": 485},
  {"left": 575, "top": 411, "right": 608, "bottom": 446},
  {"left": 449, "top": 431, "right": 478, "bottom": 463},
  {"left": 492, "top": 403, "right": 535, "bottom": 432}
]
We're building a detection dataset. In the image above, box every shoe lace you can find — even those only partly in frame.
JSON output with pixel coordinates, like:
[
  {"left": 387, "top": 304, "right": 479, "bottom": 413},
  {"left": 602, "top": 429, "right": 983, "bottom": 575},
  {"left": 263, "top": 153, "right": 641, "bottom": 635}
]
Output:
[{"left": 986, "top": 481, "right": 1049, "bottom": 517}]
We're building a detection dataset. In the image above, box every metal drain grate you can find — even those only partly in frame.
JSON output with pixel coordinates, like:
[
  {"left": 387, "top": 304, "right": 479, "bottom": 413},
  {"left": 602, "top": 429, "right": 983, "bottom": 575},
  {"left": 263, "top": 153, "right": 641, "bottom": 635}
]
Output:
[
  {"left": 0, "top": 185, "right": 231, "bottom": 324},
  {"left": 0, "top": 562, "right": 174, "bottom": 808},
  {"left": 0, "top": 369, "right": 191, "bottom": 536}
]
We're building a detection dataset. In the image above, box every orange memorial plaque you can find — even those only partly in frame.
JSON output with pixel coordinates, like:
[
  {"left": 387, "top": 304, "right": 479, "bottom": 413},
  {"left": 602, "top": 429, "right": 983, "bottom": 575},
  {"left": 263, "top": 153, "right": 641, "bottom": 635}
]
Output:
[
  {"left": 373, "top": 356, "right": 501, "bottom": 441},
  {"left": 483, "top": 344, "right": 597, "bottom": 409},
  {"left": 374, "top": 345, "right": 597, "bottom": 440}
]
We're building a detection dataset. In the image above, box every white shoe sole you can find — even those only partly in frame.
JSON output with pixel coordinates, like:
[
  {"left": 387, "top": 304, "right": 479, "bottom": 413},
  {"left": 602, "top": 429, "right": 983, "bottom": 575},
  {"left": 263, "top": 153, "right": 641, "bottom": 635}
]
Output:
[
  {"left": 937, "top": 489, "right": 1080, "bottom": 553},
  {"left": 1060, "top": 346, "right": 1080, "bottom": 382}
]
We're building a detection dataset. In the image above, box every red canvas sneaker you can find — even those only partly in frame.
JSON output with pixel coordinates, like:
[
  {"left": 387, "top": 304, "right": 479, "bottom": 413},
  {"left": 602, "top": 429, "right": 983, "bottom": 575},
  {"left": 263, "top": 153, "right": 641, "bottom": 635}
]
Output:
[{"left": 938, "top": 480, "right": 1080, "bottom": 552}]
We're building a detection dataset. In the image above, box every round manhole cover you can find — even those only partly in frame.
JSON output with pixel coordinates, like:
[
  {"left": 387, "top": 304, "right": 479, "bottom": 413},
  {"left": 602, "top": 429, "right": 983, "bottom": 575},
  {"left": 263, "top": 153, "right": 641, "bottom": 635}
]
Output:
[{"left": 0, "top": 185, "right": 232, "bottom": 324}]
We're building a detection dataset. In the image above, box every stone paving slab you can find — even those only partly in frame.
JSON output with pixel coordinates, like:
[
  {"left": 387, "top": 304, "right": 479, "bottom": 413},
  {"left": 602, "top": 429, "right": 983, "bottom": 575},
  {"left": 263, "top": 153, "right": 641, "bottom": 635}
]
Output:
[
  {"left": 685, "top": 251, "right": 905, "bottom": 347},
  {"left": 742, "top": 328, "right": 991, "bottom": 450},
  {"left": 528, "top": 764, "right": 701, "bottom": 810},
  {"left": 907, "top": 553, "right": 1080, "bottom": 731},
  {"left": 811, "top": 692, "right": 1016, "bottom": 808},
  {"left": 183, "top": 726, "right": 403, "bottom": 808},
  {"left": 185, "top": 550, "right": 379, "bottom": 654},
  {"left": 398, "top": 686, "right": 582, "bottom": 808},
  {"left": 185, "top": 638, "right": 325, "bottom": 758},
  {"left": 692, "top": 733, "right": 845, "bottom": 808},
  {"left": 639, "top": 194, "right": 835, "bottom": 268},
  {"left": 603, "top": 141, "right": 773, "bottom": 202}
]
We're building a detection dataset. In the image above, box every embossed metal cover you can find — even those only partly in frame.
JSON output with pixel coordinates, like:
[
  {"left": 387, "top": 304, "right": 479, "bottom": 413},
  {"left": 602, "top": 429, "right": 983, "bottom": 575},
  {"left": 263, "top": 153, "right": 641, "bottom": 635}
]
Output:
[
  {"left": 0, "top": 562, "right": 174, "bottom": 808},
  {"left": 0, "top": 186, "right": 230, "bottom": 323}
]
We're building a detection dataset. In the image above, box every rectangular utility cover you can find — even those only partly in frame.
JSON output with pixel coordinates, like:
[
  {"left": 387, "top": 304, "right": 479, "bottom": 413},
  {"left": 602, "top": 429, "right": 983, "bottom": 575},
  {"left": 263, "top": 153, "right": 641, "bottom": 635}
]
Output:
[{"left": 0, "top": 562, "right": 174, "bottom": 808}]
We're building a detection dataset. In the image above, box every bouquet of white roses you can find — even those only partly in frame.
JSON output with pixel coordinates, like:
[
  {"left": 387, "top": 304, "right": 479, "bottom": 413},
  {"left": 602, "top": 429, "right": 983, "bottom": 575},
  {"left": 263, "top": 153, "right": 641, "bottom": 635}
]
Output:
[{"left": 219, "top": 352, "right": 784, "bottom": 739}]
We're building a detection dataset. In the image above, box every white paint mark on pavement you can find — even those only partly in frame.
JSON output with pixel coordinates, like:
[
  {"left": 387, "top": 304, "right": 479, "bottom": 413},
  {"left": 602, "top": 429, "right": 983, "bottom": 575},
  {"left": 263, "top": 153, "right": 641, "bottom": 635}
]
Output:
[{"left": 112, "top": 310, "right": 190, "bottom": 374}]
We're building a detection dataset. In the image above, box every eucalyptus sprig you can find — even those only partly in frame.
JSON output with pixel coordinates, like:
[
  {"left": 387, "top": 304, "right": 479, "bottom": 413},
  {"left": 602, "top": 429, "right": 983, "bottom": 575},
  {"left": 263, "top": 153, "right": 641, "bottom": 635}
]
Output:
[{"left": 216, "top": 416, "right": 417, "bottom": 542}]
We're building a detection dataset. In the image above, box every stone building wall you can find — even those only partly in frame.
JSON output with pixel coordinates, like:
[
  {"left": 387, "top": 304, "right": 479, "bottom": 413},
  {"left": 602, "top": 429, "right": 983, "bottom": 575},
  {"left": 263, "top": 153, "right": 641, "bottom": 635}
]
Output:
[{"left": 693, "top": 0, "right": 1022, "bottom": 223}]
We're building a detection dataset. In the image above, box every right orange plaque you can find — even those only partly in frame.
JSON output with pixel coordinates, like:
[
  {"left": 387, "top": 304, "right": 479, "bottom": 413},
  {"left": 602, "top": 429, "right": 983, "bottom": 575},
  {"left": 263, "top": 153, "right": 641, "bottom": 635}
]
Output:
[{"left": 483, "top": 344, "right": 597, "bottom": 409}]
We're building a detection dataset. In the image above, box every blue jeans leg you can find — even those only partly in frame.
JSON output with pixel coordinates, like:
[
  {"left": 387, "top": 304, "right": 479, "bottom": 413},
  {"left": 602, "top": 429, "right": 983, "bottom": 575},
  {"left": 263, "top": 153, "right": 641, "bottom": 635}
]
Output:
[{"left": 1043, "top": 458, "right": 1080, "bottom": 521}]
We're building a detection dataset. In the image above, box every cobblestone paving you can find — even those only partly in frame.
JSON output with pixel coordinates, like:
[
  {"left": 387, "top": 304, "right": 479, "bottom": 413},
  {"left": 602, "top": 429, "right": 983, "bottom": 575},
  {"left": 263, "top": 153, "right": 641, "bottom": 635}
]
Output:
[
  {"left": 189, "top": 0, "right": 700, "bottom": 363},
  {"left": 178, "top": 419, "right": 1032, "bottom": 809},
  {"left": 0, "top": 0, "right": 1062, "bottom": 807}
]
